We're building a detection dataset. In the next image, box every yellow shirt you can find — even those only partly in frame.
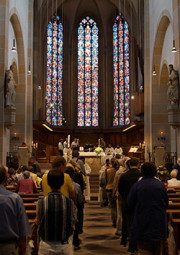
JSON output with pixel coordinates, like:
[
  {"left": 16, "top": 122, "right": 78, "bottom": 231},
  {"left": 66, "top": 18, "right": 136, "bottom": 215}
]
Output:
[
  {"left": 42, "top": 172, "right": 74, "bottom": 197},
  {"left": 30, "top": 172, "right": 39, "bottom": 187}
]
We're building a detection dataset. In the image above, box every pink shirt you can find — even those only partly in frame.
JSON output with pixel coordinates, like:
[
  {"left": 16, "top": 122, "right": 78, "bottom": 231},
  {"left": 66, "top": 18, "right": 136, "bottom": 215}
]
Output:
[{"left": 16, "top": 178, "right": 37, "bottom": 194}]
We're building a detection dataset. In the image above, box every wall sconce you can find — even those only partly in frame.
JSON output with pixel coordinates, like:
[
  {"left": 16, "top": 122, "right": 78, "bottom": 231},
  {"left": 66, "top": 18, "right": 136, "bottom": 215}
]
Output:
[
  {"left": 37, "top": 85, "right": 42, "bottom": 90},
  {"left": 11, "top": 132, "right": 20, "bottom": 141},
  {"left": 157, "top": 132, "right": 166, "bottom": 141},
  {"left": 152, "top": 65, "right": 157, "bottom": 76},
  {"left": 11, "top": 39, "right": 16, "bottom": 52},
  {"left": 172, "top": 40, "right": 177, "bottom": 53},
  {"left": 27, "top": 64, "right": 31, "bottom": 75}
]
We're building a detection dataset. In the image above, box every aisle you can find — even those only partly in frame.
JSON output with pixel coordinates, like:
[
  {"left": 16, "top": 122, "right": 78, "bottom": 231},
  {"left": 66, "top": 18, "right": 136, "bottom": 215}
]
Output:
[{"left": 75, "top": 201, "right": 129, "bottom": 255}]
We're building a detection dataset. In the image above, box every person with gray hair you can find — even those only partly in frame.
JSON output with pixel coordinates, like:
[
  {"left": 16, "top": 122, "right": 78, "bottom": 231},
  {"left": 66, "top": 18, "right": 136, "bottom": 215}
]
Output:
[
  {"left": 167, "top": 169, "right": 180, "bottom": 187},
  {"left": 0, "top": 165, "right": 31, "bottom": 254},
  {"left": 16, "top": 170, "right": 37, "bottom": 194}
]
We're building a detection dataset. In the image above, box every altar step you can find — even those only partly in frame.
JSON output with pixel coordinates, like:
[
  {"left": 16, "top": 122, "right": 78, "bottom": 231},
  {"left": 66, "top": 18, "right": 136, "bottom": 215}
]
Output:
[{"left": 89, "top": 174, "right": 99, "bottom": 201}]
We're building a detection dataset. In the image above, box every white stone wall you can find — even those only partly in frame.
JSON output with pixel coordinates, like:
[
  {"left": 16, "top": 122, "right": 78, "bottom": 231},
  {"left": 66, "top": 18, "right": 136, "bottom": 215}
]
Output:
[{"left": 1, "top": 0, "right": 33, "bottom": 164}]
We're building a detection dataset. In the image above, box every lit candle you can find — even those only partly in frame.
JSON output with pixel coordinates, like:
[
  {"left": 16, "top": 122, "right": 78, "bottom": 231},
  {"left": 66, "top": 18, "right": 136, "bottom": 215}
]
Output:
[
  {"left": 98, "top": 139, "right": 100, "bottom": 146},
  {"left": 77, "top": 139, "right": 79, "bottom": 145},
  {"left": 68, "top": 135, "right": 70, "bottom": 148},
  {"left": 33, "top": 143, "right": 36, "bottom": 149},
  {"left": 36, "top": 143, "right": 38, "bottom": 148},
  {"left": 14, "top": 132, "right": 16, "bottom": 137}
]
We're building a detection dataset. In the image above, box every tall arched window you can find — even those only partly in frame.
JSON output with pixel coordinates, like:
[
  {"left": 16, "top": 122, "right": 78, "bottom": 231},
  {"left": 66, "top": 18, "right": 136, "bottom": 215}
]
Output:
[
  {"left": 113, "top": 14, "right": 130, "bottom": 126},
  {"left": 46, "top": 16, "right": 63, "bottom": 126},
  {"left": 77, "top": 16, "right": 99, "bottom": 127}
]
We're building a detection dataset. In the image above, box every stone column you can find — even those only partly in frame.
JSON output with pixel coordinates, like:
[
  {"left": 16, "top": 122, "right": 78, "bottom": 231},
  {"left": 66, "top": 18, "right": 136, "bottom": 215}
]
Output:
[
  {"left": 144, "top": 0, "right": 152, "bottom": 161},
  {"left": 0, "top": 0, "right": 9, "bottom": 164},
  {"left": 26, "top": 0, "right": 34, "bottom": 152}
]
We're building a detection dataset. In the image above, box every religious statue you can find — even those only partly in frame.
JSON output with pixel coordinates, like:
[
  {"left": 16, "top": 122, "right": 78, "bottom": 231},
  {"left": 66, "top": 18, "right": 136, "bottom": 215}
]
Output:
[
  {"left": 167, "top": 64, "right": 179, "bottom": 106},
  {"left": 5, "top": 64, "right": 16, "bottom": 109}
]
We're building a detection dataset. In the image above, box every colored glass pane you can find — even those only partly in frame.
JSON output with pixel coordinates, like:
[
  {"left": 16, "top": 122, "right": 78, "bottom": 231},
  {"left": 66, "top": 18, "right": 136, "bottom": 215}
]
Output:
[
  {"left": 113, "top": 14, "right": 130, "bottom": 126},
  {"left": 46, "top": 16, "right": 63, "bottom": 126},
  {"left": 77, "top": 17, "right": 99, "bottom": 127}
]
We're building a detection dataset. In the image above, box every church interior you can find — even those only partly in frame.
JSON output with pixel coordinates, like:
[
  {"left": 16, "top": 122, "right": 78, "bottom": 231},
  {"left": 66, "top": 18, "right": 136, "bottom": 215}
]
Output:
[{"left": 1, "top": 0, "right": 180, "bottom": 254}]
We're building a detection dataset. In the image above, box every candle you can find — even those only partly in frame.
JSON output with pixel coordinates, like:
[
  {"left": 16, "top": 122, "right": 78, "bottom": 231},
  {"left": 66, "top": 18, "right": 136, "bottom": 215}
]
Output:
[
  {"left": 14, "top": 132, "right": 16, "bottom": 137},
  {"left": 32, "top": 141, "right": 33, "bottom": 146},
  {"left": 77, "top": 139, "right": 79, "bottom": 145},
  {"left": 98, "top": 139, "right": 100, "bottom": 146},
  {"left": 36, "top": 143, "right": 38, "bottom": 148},
  {"left": 68, "top": 135, "right": 70, "bottom": 148}
]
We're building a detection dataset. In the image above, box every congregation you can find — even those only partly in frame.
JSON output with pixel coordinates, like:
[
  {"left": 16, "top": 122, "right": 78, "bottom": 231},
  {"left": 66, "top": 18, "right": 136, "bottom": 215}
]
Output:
[{"left": 0, "top": 138, "right": 180, "bottom": 255}]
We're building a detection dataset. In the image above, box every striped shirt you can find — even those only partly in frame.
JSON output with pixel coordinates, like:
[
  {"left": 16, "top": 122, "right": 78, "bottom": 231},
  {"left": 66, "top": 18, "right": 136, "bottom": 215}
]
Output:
[{"left": 38, "top": 191, "right": 73, "bottom": 242}]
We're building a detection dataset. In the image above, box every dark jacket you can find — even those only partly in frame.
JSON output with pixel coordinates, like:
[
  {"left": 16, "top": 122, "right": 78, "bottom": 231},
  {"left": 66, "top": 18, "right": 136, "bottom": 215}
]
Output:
[
  {"left": 127, "top": 177, "right": 168, "bottom": 242},
  {"left": 118, "top": 167, "right": 141, "bottom": 202}
]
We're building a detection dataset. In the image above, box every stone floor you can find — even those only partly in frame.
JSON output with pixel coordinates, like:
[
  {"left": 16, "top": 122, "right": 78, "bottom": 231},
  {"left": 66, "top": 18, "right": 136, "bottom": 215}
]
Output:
[{"left": 75, "top": 201, "right": 130, "bottom": 255}]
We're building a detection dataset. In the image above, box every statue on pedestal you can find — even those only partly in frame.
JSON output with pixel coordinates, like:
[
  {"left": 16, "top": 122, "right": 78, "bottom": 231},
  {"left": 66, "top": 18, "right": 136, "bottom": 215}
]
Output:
[
  {"left": 5, "top": 64, "right": 16, "bottom": 109},
  {"left": 167, "top": 64, "right": 179, "bottom": 106}
]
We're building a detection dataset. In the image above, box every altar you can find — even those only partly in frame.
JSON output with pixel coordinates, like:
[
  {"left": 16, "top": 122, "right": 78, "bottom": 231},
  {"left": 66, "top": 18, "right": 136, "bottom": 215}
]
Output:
[{"left": 79, "top": 152, "right": 105, "bottom": 174}]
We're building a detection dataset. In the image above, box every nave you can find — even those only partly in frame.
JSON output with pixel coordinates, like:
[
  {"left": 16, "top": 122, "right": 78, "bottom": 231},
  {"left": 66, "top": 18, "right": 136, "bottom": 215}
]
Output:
[{"left": 76, "top": 201, "right": 128, "bottom": 255}]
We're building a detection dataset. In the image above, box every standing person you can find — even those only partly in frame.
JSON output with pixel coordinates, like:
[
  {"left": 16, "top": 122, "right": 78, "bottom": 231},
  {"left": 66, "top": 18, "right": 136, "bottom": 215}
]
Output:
[
  {"left": 71, "top": 138, "right": 78, "bottom": 150},
  {"left": 58, "top": 139, "right": 64, "bottom": 156},
  {"left": 127, "top": 162, "right": 168, "bottom": 255},
  {"left": 41, "top": 156, "right": 75, "bottom": 199},
  {"left": 99, "top": 159, "right": 110, "bottom": 206},
  {"left": 118, "top": 157, "right": 141, "bottom": 253},
  {"left": 0, "top": 166, "right": 31, "bottom": 255},
  {"left": 63, "top": 137, "right": 68, "bottom": 148},
  {"left": 100, "top": 138, "right": 106, "bottom": 150},
  {"left": 114, "top": 144, "right": 123, "bottom": 156},
  {"left": 66, "top": 166, "right": 83, "bottom": 251},
  {"left": 106, "top": 158, "right": 119, "bottom": 227},
  {"left": 28, "top": 157, "right": 41, "bottom": 175},
  {"left": 37, "top": 169, "right": 74, "bottom": 255},
  {"left": 72, "top": 150, "right": 85, "bottom": 175},
  {"left": 112, "top": 158, "right": 128, "bottom": 236}
]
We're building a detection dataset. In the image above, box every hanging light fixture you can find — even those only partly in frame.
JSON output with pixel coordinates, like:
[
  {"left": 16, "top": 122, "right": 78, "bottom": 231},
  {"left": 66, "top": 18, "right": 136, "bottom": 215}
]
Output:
[
  {"left": 11, "top": 39, "right": 16, "bottom": 52},
  {"left": 172, "top": 40, "right": 177, "bottom": 53},
  {"left": 152, "top": 65, "right": 157, "bottom": 76}
]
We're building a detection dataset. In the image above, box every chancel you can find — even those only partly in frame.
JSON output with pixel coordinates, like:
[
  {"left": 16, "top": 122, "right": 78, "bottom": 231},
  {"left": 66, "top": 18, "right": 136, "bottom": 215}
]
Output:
[{"left": 0, "top": 0, "right": 180, "bottom": 254}]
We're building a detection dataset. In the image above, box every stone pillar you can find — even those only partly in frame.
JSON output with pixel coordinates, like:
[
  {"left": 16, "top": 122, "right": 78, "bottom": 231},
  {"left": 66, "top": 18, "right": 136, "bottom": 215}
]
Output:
[
  {"left": 26, "top": 0, "right": 34, "bottom": 153},
  {"left": 144, "top": 0, "right": 152, "bottom": 161},
  {"left": 0, "top": 0, "right": 9, "bottom": 164}
]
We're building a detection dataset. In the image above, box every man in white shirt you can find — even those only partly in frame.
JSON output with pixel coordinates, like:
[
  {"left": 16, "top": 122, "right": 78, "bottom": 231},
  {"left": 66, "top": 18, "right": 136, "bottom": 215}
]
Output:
[
  {"left": 114, "top": 145, "right": 123, "bottom": 156},
  {"left": 58, "top": 139, "right": 63, "bottom": 156}
]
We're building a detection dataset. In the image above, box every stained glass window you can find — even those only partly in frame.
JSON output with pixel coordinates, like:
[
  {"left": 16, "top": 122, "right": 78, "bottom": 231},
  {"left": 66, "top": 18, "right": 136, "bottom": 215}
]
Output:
[
  {"left": 46, "top": 16, "right": 63, "bottom": 126},
  {"left": 113, "top": 14, "right": 130, "bottom": 126},
  {"left": 77, "top": 16, "right": 99, "bottom": 127}
]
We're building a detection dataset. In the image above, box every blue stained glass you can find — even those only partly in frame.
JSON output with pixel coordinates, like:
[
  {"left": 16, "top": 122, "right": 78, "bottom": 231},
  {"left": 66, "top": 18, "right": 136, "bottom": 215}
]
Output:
[
  {"left": 46, "top": 16, "right": 63, "bottom": 126},
  {"left": 77, "top": 16, "right": 99, "bottom": 127},
  {"left": 113, "top": 14, "right": 130, "bottom": 126}
]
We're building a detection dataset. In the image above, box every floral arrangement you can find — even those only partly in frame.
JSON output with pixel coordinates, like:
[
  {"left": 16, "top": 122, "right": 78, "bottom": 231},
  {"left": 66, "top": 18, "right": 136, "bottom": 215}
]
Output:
[
  {"left": 157, "top": 165, "right": 168, "bottom": 176},
  {"left": 94, "top": 145, "right": 103, "bottom": 158}
]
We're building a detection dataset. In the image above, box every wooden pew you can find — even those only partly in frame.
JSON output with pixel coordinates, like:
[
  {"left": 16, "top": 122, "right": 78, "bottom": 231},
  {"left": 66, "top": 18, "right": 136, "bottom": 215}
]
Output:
[
  {"left": 19, "top": 193, "right": 43, "bottom": 197},
  {"left": 24, "top": 203, "right": 36, "bottom": 210},
  {"left": 169, "top": 198, "right": 180, "bottom": 202},
  {"left": 168, "top": 203, "right": 180, "bottom": 209},
  {"left": 22, "top": 197, "right": 39, "bottom": 203}
]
